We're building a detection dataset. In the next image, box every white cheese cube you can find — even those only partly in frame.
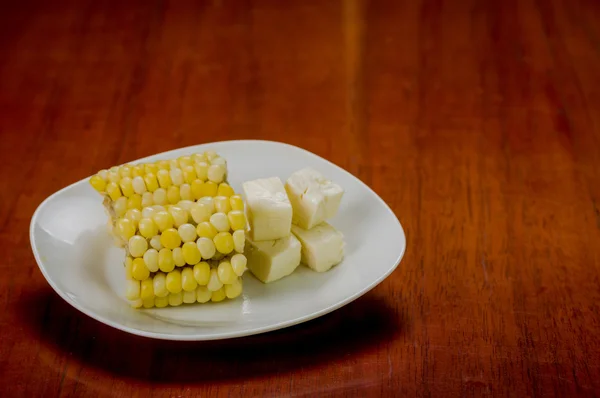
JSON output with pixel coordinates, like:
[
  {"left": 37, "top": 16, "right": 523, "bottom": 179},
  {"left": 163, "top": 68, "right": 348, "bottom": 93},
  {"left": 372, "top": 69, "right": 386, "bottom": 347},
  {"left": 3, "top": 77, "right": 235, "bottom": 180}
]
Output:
[
  {"left": 245, "top": 234, "right": 302, "bottom": 283},
  {"left": 285, "top": 168, "right": 344, "bottom": 230},
  {"left": 243, "top": 177, "right": 293, "bottom": 241},
  {"left": 291, "top": 222, "right": 345, "bottom": 272}
]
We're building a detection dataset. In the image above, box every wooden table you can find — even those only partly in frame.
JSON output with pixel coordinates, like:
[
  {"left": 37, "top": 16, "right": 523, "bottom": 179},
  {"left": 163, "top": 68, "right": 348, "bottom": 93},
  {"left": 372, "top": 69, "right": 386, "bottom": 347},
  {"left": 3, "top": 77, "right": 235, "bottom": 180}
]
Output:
[{"left": 2, "top": 0, "right": 600, "bottom": 396}]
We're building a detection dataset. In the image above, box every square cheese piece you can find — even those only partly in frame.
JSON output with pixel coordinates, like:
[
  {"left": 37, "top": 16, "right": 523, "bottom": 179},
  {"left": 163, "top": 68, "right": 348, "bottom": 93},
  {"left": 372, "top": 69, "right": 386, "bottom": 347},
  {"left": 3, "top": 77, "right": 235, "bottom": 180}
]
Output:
[
  {"left": 291, "top": 222, "right": 345, "bottom": 272},
  {"left": 245, "top": 234, "right": 302, "bottom": 283},
  {"left": 243, "top": 177, "right": 293, "bottom": 241},
  {"left": 285, "top": 168, "right": 344, "bottom": 230}
]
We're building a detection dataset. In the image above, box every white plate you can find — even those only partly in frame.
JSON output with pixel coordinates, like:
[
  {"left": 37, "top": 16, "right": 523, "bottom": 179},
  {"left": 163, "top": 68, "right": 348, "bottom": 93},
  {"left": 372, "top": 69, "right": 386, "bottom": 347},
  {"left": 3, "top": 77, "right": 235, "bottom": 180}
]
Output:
[{"left": 30, "top": 140, "right": 406, "bottom": 341}]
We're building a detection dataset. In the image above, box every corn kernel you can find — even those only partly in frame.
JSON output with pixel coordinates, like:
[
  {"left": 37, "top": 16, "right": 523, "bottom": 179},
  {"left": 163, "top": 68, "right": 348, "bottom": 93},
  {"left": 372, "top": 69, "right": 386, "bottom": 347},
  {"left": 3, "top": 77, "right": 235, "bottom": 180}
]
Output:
[
  {"left": 191, "top": 180, "right": 204, "bottom": 199},
  {"left": 126, "top": 280, "right": 140, "bottom": 300},
  {"left": 157, "top": 160, "right": 170, "bottom": 170},
  {"left": 143, "top": 249, "right": 159, "bottom": 272},
  {"left": 225, "top": 277, "right": 243, "bottom": 299},
  {"left": 141, "top": 192, "right": 154, "bottom": 208},
  {"left": 132, "top": 258, "right": 150, "bottom": 280},
  {"left": 205, "top": 150, "right": 217, "bottom": 161},
  {"left": 120, "top": 166, "right": 132, "bottom": 178},
  {"left": 170, "top": 168, "right": 184, "bottom": 185},
  {"left": 132, "top": 176, "right": 147, "bottom": 194},
  {"left": 211, "top": 287, "right": 226, "bottom": 302},
  {"left": 153, "top": 205, "right": 166, "bottom": 212},
  {"left": 197, "top": 237, "right": 216, "bottom": 259},
  {"left": 178, "top": 223, "right": 196, "bottom": 242},
  {"left": 157, "top": 169, "right": 171, "bottom": 188},
  {"left": 229, "top": 195, "right": 244, "bottom": 211},
  {"left": 128, "top": 235, "right": 148, "bottom": 258},
  {"left": 90, "top": 175, "right": 107, "bottom": 192},
  {"left": 138, "top": 218, "right": 158, "bottom": 238},
  {"left": 217, "top": 183, "right": 235, "bottom": 197},
  {"left": 196, "top": 286, "right": 212, "bottom": 303},
  {"left": 210, "top": 213, "right": 230, "bottom": 232},
  {"left": 152, "top": 188, "right": 167, "bottom": 205},
  {"left": 169, "top": 159, "right": 179, "bottom": 169},
  {"left": 182, "top": 241, "right": 201, "bottom": 265},
  {"left": 153, "top": 211, "right": 174, "bottom": 232},
  {"left": 108, "top": 170, "right": 120, "bottom": 183},
  {"left": 106, "top": 182, "right": 122, "bottom": 201},
  {"left": 182, "top": 166, "right": 196, "bottom": 184},
  {"left": 169, "top": 292, "right": 183, "bottom": 306},
  {"left": 145, "top": 163, "right": 158, "bottom": 175},
  {"left": 180, "top": 183, "right": 192, "bottom": 200},
  {"left": 153, "top": 272, "right": 168, "bottom": 297},
  {"left": 113, "top": 196, "right": 128, "bottom": 218},
  {"left": 125, "top": 208, "right": 142, "bottom": 226},
  {"left": 167, "top": 185, "right": 181, "bottom": 204},
  {"left": 231, "top": 253, "right": 247, "bottom": 276},
  {"left": 166, "top": 269, "right": 182, "bottom": 293},
  {"left": 211, "top": 156, "right": 226, "bottom": 166},
  {"left": 177, "top": 200, "right": 194, "bottom": 211},
  {"left": 193, "top": 153, "right": 207, "bottom": 163},
  {"left": 193, "top": 262, "right": 210, "bottom": 285},
  {"left": 207, "top": 268, "right": 223, "bottom": 292},
  {"left": 125, "top": 256, "right": 134, "bottom": 280},
  {"left": 158, "top": 248, "right": 175, "bottom": 272},
  {"left": 196, "top": 222, "right": 218, "bottom": 239},
  {"left": 119, "top": 177, "right": 134, "bottom": 197},
  {"left": 233, "top": 230, "right": 245, "bottom": 253},
  {"left": 214, "top": 232, "right": 234, "bottom": 255},
  {"left": 182, "top": 267, "right": 198, "bottom": 291},
  {"left": 201, "top": 181, "right": 218, "bottom": 197},
  {"left": 208, "top": 164, "right": 225, "bottom": 183},
  {"left": 183, "top": 289, "right": 196, "bottom": 304},
  {"left": 155, "top": 295, "right": 168, "bottom": 308},
  {"left": 160, "top": 228, "right": 181, "bottom": 249},
  {"left": 142, "top": 297, "right": 155, "bottom": 308},
  {"left": 132, "top": 165, "right": 145, "bottom": 177},
  {"left": 116, "top": 218, "right": 136, "bottom": 241},
  {"left": 178, "top": 156, "right": 193, "bottom": 168},
  {"left": 194, "top": 162, "right": 209, "bottom": 181},
  {"left": 228, "top": 210, "right": 246, "bottom": 231},
  {"left": 217, "top": 261, "right": 237, "bottom": 284},
  {"left": 198, "top": 196, "right": 215, "bottom": 212},
  {"left": 168, "top": 206, "right": 187, "bottom": 227},
  {"left": 172, "top": 247, "right": 186, "bottom": 267},
  {"left": 127, "top": 194, "right": 143, "bottom": 210},
  {"left": 214, "top": 196, "right": 231, "bottom": 214},
  {"left": 140, "top": 278, "right": 154, "bottom": 299},
  {"left": 150, "top": 235, "right": 163, "bottom": 250},
  {"left": 190, "top": 203, "right": 212, "bottom": 224},
  {"left": 97, "top": 169, "right": 108, "bottom": 180},
  {"left": 131, "top": 299, "right": 143, "bottom": 309}
]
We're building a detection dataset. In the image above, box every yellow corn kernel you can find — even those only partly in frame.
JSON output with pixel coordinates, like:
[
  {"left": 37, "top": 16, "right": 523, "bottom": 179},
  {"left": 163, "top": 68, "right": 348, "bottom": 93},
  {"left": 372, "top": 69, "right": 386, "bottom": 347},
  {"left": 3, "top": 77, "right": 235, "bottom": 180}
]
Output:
[
  {"left": 158, "top": 248, "right": 175, "bottom": 272},
  {"left": 210, "top": 213, "right": 230, "bottom": 232},
  {"left": 178, "top": 156, "right": 193, "bottom": 168},
  {"left": 142, "top": 297, "right": 155, "bottom": 308},
  {"left": 194, "top": 162, "right": 209, "bottom": 181},
  {"left": 170, "top": 167, "right": 184, "bottom": 185},
  {"left": 166, "top": 269, "right": 182, "bottom": 293},
  {"left": 208, "top": 164, "right": 225, "bottom": 183},
  {"left": 155, "top": 295, "right": 168, "bottom": 308},
  {"left": 128, "top": 235, "right": 148, "bottom": 258},
  {"left": 131, "top": 299, "right": 144, "bottom": 309},
  {"left": 106, "top": 182, "right": 122, "bottom": 201},
  {"left": 153, "top": 211, "right": 174, "bottom": 232},
  {"left": 193, "top": 262, "right": 210, "bottom": 285},
  {"left": 197, "top": 222, "right": 218, "bottom": 239},
  {"left": 132, "top": 164, "right": 145, "bottom": 177},
  {"left": 97, "top": 169, "right": 109, "bottom": 180},
  {"left": 229, "top": 195, "right": 244, "bottom": 211},
  {"left": 157, "top": 169, "right": 171, "bottom": 188},
  {"left": 177, "top": 224, "right": 196, "bottom": 243},
  {"left": 119, "top": 177, "right": 134, "bottom": 197},
  {"left": 108, "top": 169, "right": 120, "bottom": 183},
  {"left": 211, "top": 287, "right": 226, "bottom": 302},
  {"left": 153, "top": 272, "right": 168, "bottom": 297},
  {"left": 210, "top": 156, "right": 226, "bottom": 166},
  {"left": 183, "top": 166, "right": 196, "bottom": 184},
  {"left": 231, "top": 253, "right": 247, "bottom": 276},
  {"left": 182, "top": 241, "right": 201, "bottom": 265},
  {"left": 207, "top": 268, "right": 223, "bottom": 291},
  {"left": 90, "top": 175, "right": 107, "bottom": 192},
  {"left": 143, "top": 173, "right": 159, "bottom": 192},
  {"left": 214, "top": 232, "right": 234, "bottom": 255},
  {"left": 214, "top": 196, "right": 231, "bottom": 214},
  {"left": 120, "top": 166, "right": 132, "bottom": 178},
  {"left": 196, "top": 286, "right": 212, "bottom": 303},
  {"left": 153, "top": 188, "right": 168, "bottom": 205},
  {"left": 172, "top": 247, "right": 186, "bottom": 267},
  {"left": 168, "top": 292, "right": 183, "bottom": 307},
  {"left": 132, "top": 258, "right": 150, "bottom": 280},
  {"left": 193, "top": 153, "right": 207, "bottom": 163},
  {"left": 140, "top": 278, "right": 154, "bottom": 299},
  {"left": 197, "top": 237, "right": 216, "bottom": 259},
  {"left": 126, "top": 279, "right": 140, "bottom": 300},
  {"left": 127, "top": 194, "right": 143, "bottom": 210},
  {"left": 113, "top": 196, "right": 128, "bottom": 218},
  {"left": 125, "top": 256, "right": 134, "bottom": 280},
  {"left": 150, "top": 235, "right": 163, "bottom": 250},
  {"left": 190, "top": 203, "right": 213, "bottom": 224},
  {"left": 141, "top": 192, "right": 154, "bottom": 208},
  {"left": 138, "top": 218, "right": 157, "bottom": 238},
  {"left": 182, "top": 267, "right": 198, "bottom": 291},
  {"left": 180, "top": 183, "right": 192, "bottom": 201},
  {"left": 116, "top": 218, "right": 136, "bottom": 241},
  {"left": 145, "top": 163, "right": 158, "bottom": 175},
  {"left": 132, "top": 176, "right": 147, "bottom": 194},
  {"left": 225, "top": 277, "right": 243, "bottom": 299},
  {"left": 143, "top": 249, "right": 159, "bottom": 272},
  {"left": 198, "top": 196, "right": 215, "bottom": 212},
  {"left": 125, "top": 208, "right": 142, "bottom": 226},
  {"left": 160, "top": 228, "right": 181, "bottom": 249},
  {"left": 157, "top": 160, "right": 170, "bottom": 170},
  {"left": 191, "top": 180, "right": 204, "bottom": 200},
  {"left": 200, "top": 181, "right": 218, "bottom": 197},
  {"left": 217, "top": 261, "right": 237, "bottom": 284},
  {"left": 228, "top": 210, "right": 246, "bottom": 231},
  {"left": 217, "top": 183, "right": 235, "bottom": 197},
  {"left": 169, "top": 159, "right": 179, "bottom": 169},
  {"left": 183, "top": 289, "right": 196, "bottom": 304},
  {"left": 233, "top": 230, "right": 245, "bottom": 253},
  {"left": 167, "top": 185, "right": 181, "bottom": 204},
  {"left": 205, "top": 150, "right": 217, "bottom": 161}
]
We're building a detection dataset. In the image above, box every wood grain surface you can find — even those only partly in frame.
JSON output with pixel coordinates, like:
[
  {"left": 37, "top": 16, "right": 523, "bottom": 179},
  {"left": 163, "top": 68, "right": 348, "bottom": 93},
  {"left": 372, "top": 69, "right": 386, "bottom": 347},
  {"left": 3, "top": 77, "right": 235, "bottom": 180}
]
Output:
[{"left": 2, "top": 0, "right": 600, "bottom": 396}]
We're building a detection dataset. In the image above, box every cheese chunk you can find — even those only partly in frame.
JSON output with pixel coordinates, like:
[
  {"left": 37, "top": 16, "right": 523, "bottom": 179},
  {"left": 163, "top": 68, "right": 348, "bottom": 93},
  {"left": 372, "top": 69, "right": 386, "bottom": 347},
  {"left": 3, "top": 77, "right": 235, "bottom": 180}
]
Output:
[
  {"left": 245, "top": 234, "right": 301, "bottom": 283},
  {"left": 285, "top": 168, "right": 344, "bottom": 229},
  {"left": 242, "top": 177, "right": 293, "bottom": 241},
  {"left": 291, "top": 223, "right": 344, "bottom": 272}
]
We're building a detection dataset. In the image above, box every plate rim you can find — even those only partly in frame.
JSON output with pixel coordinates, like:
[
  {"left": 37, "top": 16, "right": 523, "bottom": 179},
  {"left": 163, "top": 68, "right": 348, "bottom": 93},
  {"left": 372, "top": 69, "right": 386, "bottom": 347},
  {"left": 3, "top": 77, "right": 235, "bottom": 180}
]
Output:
[{"left": 29, "top": 139, "right": 407, "bottom": 341}]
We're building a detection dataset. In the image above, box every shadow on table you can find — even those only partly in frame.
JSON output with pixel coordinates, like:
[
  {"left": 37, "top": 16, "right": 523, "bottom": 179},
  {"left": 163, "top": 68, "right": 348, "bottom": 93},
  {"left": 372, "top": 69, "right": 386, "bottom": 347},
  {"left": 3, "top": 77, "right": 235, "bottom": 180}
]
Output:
[{"left": 18, "top": 288, "right": 407, "bottom": 384}]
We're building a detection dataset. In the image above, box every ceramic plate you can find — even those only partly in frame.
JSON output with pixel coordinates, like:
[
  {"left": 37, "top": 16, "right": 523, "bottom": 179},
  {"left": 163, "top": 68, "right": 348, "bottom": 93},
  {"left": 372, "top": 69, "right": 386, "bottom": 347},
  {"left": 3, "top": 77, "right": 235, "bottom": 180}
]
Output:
[{"left": 30, "top": 140, "right": 406, "bottom": 341}]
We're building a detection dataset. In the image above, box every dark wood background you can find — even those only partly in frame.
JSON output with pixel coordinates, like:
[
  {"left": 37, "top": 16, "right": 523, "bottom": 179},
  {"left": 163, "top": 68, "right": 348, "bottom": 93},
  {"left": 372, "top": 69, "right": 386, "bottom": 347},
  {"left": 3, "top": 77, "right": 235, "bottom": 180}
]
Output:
[{"left": 2, "top": 0, "right": 600, "bottom": 396}]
